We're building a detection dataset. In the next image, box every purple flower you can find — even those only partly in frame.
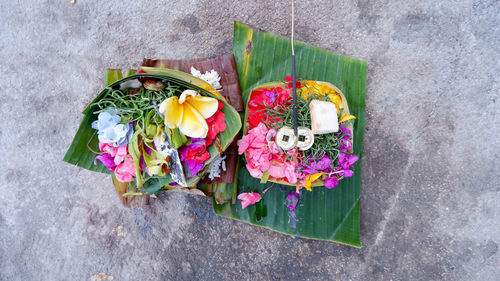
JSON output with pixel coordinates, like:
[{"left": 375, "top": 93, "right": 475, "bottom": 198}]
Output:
[
  {"left": 94, "top": 153, "right": 117, "bottom": 172},
  {"left": 340, "top": 126, "right": 351, "bottom": 135},
  {"left": 179, "top": 138, "right": 207, "bottom": 176},
  {"left": 286, "top": 191, "right": 300, "bottom": 211},
  {"left": 302, "top": 155, "right": 332, "bottom": 174},
  {"left": 324, "top": 177, "right": 339, "bottom": 189},
  {"left": 340, "top": 139, "right": 353, "bottom": 152},
  {"left": 338, "top": 153, "right": 358, "bottom": 169},
  {"left": 184, "top": 160, "right": 204, "bottom": 176},
  {"left": 264, "top": 91, "right": 277, "bottom": 103},
  {"left": 335, "top": 153, "right": 358, "bottom": 178},
  {"left": 144, "top": 144, "right": 152, "bottom": 156},
  {"left": 337, "top": 126, "right": 353, "bottom": 152}
]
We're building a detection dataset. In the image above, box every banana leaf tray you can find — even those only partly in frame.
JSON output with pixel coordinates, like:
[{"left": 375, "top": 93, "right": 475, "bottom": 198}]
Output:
[{"left": 214, "top": 22, "right": 367, "bottom": 247}]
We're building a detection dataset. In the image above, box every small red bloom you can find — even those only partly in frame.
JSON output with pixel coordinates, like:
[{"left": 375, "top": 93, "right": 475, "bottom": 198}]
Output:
[
  {"left": 276, "top": 89, "right": 292, "bottom": 105},
  {"left": 287, "top": 81, "right": 301, "bottom": 89},
  {"left": 285, "top": 76, "right": 301, "bottom": 88},
  {"left": 185, "top": 145, "right": 211, "bottom": 163},
  {"left": 246, "top": 87, "right": 293, "bottom": 128},
  {"left": 247, "top": 90, "right": 272, "bottom": 128},
  {"left": 205, "top": 105, "right": 226, "bottom": 146}
]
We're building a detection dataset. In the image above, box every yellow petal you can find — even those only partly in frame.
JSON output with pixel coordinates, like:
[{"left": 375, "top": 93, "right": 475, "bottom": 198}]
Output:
[
  {"left": 328, "top": 94, "right": 342, "bottom": 112},
  {"left": 179, "top": 102, "right": 208, "bottom": 138},
  {"left": 339, "top": 114, "right": 356, "bottom": 123},
  {"left": 160, "top": 96, "right": 183, "bottom": 128},
  {"left": 186, "top": 95, "right": 218, "bottom": 119},
  {"left": 178, "top": 89, "right": 199, "bottom": 104},
  {"left": 199, "top": 84, "right": 222, "bottom": 99},
  {"left": 328, "top": 93, "right": 342, "bottom": 105},
  {"left": 304, "top": 172, "right": 324, "bottom": 191}
]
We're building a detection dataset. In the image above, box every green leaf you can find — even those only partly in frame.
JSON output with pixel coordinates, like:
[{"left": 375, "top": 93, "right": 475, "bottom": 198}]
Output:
[
  {"left": 124, "top": 69, "right": 137, "bottom": 78},
  {"left": 254, "top": 199, "right": 267, "bottom": 222},
  {"left": 166, "top": 128, "right": 187, "bottom": 149},
  {"left": 215, "top": 22, "right": 367, "bottom": 247},
  {"left": 128, "top": 129, "right": 144, "bottom": 187},
  {"left": 143, "top": 176, "right": 172, "bottom": 195},
  {"left": 104, "top": 69, "right": 123, "bottom": 87},
  {"left": 260, "top": 171, "right": 269, "bottom": 184}
]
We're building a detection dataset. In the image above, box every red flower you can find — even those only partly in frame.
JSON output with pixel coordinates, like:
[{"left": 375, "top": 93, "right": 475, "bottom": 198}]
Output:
[
  {"left": 185, "top": 145, "right": 211, "bottom": 163},
  {"left": 248, "top": 89, "right": 270, "bottom": 107},
  {"left": 248, "top": 89, "right": 271, "bottom": 128},
  {"left": 285, "top": 76, "right": 301, "bottom": 88},
  {"left": 246, "top": 87, "right": 293, "bottom": 128},
  {"left": 205, "top": 101, "right": 226, "bottom": 146},
  {"left": 276, "top": 89, "right": 291, "bottom": 106}
]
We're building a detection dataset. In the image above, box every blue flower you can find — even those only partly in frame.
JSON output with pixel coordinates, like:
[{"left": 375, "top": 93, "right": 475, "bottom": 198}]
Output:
[{"left": 92, "top": 111, "right": 133, "bottom": 147}]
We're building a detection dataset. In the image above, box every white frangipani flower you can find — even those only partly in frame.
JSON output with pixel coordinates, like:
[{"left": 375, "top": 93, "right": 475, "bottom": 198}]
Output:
[
  {"left": 190, "top": 66, "right": 222, "bottom": 90},
  {"left": 190, "top": 66, "right": 202, "bottom": 78}
]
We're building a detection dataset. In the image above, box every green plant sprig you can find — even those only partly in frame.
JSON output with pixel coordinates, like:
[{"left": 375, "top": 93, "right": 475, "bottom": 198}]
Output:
[{"left": 92, "top": 83, "right": 184, "bottom": 128}]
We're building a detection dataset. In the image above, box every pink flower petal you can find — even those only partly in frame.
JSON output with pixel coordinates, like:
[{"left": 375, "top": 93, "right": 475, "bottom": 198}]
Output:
[
  {"left": 237, "top": 192, "right": 262, "bottom": 209},
  {"left": 115, "top": 155, "right": 136, "bottom": 182},
  {"left": 268, "top": 163, "right": 286, "bottom": 179},
  {"left": 113, "top": 146, "right": 128, "bottom": 165}
]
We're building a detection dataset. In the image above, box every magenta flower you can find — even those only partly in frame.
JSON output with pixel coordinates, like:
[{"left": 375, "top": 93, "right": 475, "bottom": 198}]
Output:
[
  {"left": 338, "top": 153, "right": 358, "bottom": 169},
  {"left": 179, "top": 138, "right": 206, "bottom": 176},
  {"left": 302, "top": 155, "right": 332, "bottom": 174},
  {"left": 286, "top": 191, "right": 300, "bottom": 211},
  {"left": 338, "top": 126, "right": 353, "bottom": 152},
  {"left": 324, "top": 176, "right": 339, "bottom": 189},
  {"left": 340, "top": 126, "right": 351, "bottom": 135},
  {"left": 237, "top": 192, "right": 262, "bottom": 209},
  {"left": 335, "top": 153, "right": 358, "bottom": 178},
  {"left": 94, "top": 153, "right": 116, "bottom": 172}
]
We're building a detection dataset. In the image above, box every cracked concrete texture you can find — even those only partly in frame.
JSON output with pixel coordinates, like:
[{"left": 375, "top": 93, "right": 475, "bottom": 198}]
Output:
[{"left": 0, "top": 0, "right": 498, "bottom": 280}]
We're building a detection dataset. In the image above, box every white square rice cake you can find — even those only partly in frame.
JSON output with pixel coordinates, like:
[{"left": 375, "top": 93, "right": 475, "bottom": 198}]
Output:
[{"left": 309, "top": 99, "right": 338, "bottom": 134}]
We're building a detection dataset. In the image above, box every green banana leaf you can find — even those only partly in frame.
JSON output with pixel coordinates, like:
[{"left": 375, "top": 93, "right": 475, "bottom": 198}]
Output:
[
  {"left": 213, "top": 22, "right": 367, "bottom": 247},
  {"left": 63, "top": 70, "right": 242, "bottom": 190}
]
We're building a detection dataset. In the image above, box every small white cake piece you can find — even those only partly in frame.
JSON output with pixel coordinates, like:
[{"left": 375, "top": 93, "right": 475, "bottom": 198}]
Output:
[{"left": 309, "top": 99, "right": 339, "bottom": 134}]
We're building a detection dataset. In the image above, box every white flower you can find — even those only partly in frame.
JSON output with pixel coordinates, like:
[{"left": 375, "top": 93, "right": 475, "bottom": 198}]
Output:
[
  {"left": 190, "top": 67, "right": 222, "bottom": 90},
  {"left": 190, "top": 66, "right": 202, "bottom": 78}
]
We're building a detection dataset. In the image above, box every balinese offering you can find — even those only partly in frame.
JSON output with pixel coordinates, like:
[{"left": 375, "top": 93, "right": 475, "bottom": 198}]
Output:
[
  {"left": 64, "top": 68, "right": 241, "bottom": 199},
  {"left": 238, "top": 77, "right": 358, "bottom": 208}
]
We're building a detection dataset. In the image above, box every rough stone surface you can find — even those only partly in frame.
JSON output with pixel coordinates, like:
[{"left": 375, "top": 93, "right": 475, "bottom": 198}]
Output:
[{"left": 1, "top": 0, "right": 499, "bottom": 280}]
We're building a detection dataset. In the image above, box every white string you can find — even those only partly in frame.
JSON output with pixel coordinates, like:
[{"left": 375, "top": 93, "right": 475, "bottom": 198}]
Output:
[{"left": 291, "top": 0, "right": 294, "bottom": 55}]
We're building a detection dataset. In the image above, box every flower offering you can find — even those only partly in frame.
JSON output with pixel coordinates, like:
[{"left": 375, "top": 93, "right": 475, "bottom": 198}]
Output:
[{"left": 237, "top": 77, "right": 358, "bottom": 209}]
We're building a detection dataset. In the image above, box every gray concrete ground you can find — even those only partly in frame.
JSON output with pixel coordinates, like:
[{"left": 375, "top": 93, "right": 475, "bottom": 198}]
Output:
[{"left": 0, "top": 0, "right": 499, "bottom": 280}]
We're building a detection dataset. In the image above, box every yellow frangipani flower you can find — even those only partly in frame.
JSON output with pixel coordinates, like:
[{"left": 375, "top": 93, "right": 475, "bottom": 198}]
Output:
[
  {"left": 304, "top": 172, "right": 324, "bottom": 191},
  {"left": 159, "top": 90, "right": 218, "bottom": 138}
]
